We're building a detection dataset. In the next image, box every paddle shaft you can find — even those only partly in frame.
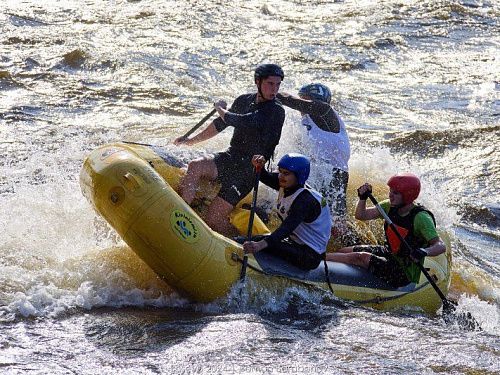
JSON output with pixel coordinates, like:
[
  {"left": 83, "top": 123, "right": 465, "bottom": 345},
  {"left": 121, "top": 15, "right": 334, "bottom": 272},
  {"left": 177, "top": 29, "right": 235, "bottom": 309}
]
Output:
[
  {"left": 122, "top": 109, "right": 217, "bottom": 146},
  {"left": 122, "top": 141, "right": 156, "bottom": 147},
  {"left": 239, "top": 166, "right": 262, "bottom": 281},
  {"left": 180, "top": 108, "right": 217, "bottom": 140},
  {"left": 367, "top": 194, "right": 455, "bottom": 311}
]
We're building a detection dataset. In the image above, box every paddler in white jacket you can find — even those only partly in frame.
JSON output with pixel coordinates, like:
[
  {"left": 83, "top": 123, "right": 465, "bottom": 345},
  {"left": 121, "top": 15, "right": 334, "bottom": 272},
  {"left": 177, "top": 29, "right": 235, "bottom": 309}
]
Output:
[
  {"left": 276, "top": 84, "right": 351, "bottom": 242},
  {"left": 243, "top": 153, "right": 332, "bottom": 270}
]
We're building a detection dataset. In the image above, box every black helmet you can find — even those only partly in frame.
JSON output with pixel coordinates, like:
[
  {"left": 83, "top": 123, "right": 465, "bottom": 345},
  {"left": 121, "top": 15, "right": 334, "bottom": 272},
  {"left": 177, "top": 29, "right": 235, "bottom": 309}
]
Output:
[
  {"left": 254, "top": 63, "right": 284, "bottom": 82},
  {"left": 298, "top": 83, "right": 332, "bottom": 104}
]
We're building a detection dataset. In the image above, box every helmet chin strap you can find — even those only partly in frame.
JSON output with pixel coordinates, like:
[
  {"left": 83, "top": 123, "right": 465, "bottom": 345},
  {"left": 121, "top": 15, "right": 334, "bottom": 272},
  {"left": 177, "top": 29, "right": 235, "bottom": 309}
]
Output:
[
  {"left": 395, "top": 201, "right": 413, "bottom": 212},
  {"left": 256, "top": 79, "right": 273, "bottom": 102},
  {"left": 256, "top": 80, "right": 265, "bottom": 101},
  {"left": 390, "top": 200, "right": 405, "bottom": 209}
]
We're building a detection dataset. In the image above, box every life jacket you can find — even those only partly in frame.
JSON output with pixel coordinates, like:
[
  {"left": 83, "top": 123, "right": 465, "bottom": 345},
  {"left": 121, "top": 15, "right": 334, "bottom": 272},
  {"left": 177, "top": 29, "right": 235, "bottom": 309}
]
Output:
[
  {"left": 384, "top": 204, "right": 436, "bottom": 256},
  {"left": 276, "top": 187, "right": 332, "bottom": 254},
  {"left": 301, "top": 113, "right": 350, "bottom": 172}
]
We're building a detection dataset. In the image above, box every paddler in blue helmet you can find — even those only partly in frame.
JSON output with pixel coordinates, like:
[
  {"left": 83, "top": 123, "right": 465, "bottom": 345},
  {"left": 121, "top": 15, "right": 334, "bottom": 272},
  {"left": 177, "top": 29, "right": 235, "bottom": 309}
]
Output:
[
  {"left": 326, "top": 174, "right": 446, "bottom": 287},
  {"left": 174, "top": 63, "right": 285, "bottom": 236},
  {"left": 276, "top": 83, "right": 351, "bottom": 243},
  {"left": 243, "top": 153, "right": 332, "bottom": 270}
]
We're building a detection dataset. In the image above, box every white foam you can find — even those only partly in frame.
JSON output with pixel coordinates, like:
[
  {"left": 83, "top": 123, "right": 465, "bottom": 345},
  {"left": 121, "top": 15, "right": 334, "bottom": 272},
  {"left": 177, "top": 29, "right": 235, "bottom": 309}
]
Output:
[{"left": 456, "top": 294, "right": 500, "bottom": 334}]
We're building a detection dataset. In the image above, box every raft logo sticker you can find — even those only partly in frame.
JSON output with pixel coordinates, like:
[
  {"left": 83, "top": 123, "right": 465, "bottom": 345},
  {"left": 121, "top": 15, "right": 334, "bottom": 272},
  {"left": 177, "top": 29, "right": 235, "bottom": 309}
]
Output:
[{"left": 170, "top": 210, "right": 199, "bottom": 243}]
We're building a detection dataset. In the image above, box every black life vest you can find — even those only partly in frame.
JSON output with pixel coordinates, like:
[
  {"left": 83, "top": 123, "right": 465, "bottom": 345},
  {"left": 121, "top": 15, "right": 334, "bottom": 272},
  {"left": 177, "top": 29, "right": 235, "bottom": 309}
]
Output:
[{"left": 383, "top": 204, "right": 436, "bottom": 256}]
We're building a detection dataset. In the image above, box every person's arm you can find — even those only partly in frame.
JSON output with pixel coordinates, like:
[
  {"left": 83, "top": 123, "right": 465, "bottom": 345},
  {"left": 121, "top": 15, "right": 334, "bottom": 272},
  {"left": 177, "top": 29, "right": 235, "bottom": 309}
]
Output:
[
  {"left": 266, "top": 191, "right": 320, "bottom": 246},
  {"left": 354, "top": 183, "right": 381, "bottom": 220},
  {"left": 243, "top": 191, "right": 320, "bottom": 254},
  {"left": 413, "top": 211, "right": 446, "bottom": 256},
  {"left": 251, "top": 155, "right": 279, "bottom": 190},
  {"left": 173, "top": 122, "right": 220, "bottom": 146},
  {"left": 276, "top": 92, "right": 340, "bottom": 133},
  {"left": 173, "top": 99, "right": 231, "bottom": 146},
  {"left": 276, "top": 92, "right": 326, "bottom": 113},
  {"left": 259, "top": 169, "right": 279, "bottom": 190},
  {"left": 410, "top": 236, "right": 446, "bottom": 261},
  {"left": 423, "top": 237, "right": 446, "bottom": 256},
  {"left": 214, "top": 100, "right": 228, "bottom": 120},
  {"left": 222, "top": 102, "right": 285, "bottom": 131}
]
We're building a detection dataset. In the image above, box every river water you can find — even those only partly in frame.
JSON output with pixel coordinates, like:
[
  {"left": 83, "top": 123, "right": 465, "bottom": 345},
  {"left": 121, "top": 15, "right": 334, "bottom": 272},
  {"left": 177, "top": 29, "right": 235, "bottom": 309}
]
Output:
[{"left": 1, "top": 0, "right": 499, "bottom": 374}]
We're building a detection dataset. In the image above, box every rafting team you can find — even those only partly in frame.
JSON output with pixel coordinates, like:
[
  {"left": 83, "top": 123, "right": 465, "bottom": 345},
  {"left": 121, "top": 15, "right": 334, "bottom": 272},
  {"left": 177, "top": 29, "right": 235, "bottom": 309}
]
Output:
[{"left": 174, "top": 63, "right": 446, "bottom": 288}]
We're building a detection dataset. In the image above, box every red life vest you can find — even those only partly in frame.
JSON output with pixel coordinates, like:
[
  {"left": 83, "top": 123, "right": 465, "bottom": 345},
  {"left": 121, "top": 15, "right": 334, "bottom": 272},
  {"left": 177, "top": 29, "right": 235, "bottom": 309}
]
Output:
[{"left": 383, "top": 204, "right": 436, "bottom": 255}]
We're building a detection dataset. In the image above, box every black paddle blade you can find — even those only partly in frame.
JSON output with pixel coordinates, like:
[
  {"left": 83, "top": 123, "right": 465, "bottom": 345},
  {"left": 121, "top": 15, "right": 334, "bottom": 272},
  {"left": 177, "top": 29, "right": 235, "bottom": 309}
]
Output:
[{"left": 442, "top": 299, "right": 482, "bottom": 331}]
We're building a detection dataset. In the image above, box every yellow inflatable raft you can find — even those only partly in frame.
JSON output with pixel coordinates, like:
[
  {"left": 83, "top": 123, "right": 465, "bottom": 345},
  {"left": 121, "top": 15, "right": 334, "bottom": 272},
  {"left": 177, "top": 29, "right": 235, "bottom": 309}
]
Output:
[{"left": 80, "top": 142, "right": 452, "bottom": 313}]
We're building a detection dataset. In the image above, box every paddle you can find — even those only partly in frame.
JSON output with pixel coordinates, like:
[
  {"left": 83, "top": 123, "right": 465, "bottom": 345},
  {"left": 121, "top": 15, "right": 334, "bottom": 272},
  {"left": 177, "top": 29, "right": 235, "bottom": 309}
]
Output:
[
  {"left": 122, "top": 108, "right": 217, "bottom": 147},
  {"left": 239, "top": 165, "right": 263, "bottom": 282},
  {"left": 178, "top": 108, "right": 217, "bottom": 141},
  {"left": 367, "top": 193, "right": 480, "bottom": 330}
]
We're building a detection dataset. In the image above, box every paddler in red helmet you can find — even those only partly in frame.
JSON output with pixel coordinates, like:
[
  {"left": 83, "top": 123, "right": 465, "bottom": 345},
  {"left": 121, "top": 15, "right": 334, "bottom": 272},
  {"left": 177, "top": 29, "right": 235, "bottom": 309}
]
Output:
[{"left": 326, "top": 173, "right": 446, "bottom": 287}]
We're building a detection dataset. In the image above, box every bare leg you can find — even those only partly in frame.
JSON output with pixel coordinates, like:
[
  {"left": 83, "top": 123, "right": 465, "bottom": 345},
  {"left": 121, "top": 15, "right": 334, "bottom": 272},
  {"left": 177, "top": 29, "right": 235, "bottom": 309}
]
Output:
[
  {"left": 326, "top": 251, "right": 372, "bottom": 269},
  {"left": 204, "top": 196, "right": 238, "bottom": 237},
  {"left": 336, "top": 246, "right": 355, "bottom": 253},
  {"left": 179, "top": 157, "right": 218, "bottom": 205}
]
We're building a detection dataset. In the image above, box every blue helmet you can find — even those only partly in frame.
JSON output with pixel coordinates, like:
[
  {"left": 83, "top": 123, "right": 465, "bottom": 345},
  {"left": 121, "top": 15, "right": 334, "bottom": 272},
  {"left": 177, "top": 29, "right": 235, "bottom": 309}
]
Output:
[
  {"left": 278, "top": 153, "right": 310, "bottom": 186},
  {"left": 298, "top": 83, "right": 332, "bottom": 104},
  {"left": 254, "top": 63, "right": 284, "bottom": 82}
]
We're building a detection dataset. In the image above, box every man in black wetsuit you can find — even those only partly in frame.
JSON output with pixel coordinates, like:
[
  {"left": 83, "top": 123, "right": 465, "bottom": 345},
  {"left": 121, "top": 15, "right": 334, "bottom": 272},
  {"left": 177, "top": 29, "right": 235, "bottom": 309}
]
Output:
[
  {"left": 243, "top": 154, "right": 332, "bottom": 271},
  {"left": 173, "top": 64, "right": 285, "bottom": 236}
]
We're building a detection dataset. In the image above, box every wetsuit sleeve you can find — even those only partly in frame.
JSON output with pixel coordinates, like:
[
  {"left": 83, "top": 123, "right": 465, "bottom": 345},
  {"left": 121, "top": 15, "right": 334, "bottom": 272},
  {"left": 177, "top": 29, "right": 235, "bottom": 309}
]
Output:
[
  {"left": 277, "top": 92, "right": 325, "bottom": 113},
  {"left": 266, "top": 190, "right": 321, "bottom": 247},
  {"left": 222, "top": 102, "right": 285, "bottom": 132},
  {"left": 259, "top": 169, "right": 280, "bottom": 190},
  {"left": 413, "top": 211, "right": 439, "bottom": 243},
  {"left": 276, "top": 93, "right": 340, "bottom": 133},
  {"left": 213, "top": 95, "right": 247, "bottom": 132},
  {"left": 213, "top": 117, "right": 227, "bottom": 132}
]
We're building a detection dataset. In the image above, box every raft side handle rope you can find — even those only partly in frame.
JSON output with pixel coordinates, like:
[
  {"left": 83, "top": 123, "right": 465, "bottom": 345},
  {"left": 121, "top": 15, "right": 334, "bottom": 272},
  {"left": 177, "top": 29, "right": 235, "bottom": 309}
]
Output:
[{"left": 323, "top": 257, "right": 335, "bottom": 294}]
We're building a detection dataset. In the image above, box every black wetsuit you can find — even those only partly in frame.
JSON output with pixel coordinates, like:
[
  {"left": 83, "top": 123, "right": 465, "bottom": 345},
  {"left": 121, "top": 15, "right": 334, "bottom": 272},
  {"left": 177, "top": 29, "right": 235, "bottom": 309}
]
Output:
[
  {"left": 212, "top": 94, "right": 285, "bottom": 206},
  {"left": 255, "top": 169, "right": 324, "bottom": 270}
]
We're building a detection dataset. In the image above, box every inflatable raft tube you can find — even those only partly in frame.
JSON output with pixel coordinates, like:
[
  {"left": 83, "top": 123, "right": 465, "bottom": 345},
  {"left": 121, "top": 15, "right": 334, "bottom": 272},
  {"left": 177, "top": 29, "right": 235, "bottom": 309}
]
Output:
[{"left": 80, "top": 142, "right": 451, "bottom": 313}]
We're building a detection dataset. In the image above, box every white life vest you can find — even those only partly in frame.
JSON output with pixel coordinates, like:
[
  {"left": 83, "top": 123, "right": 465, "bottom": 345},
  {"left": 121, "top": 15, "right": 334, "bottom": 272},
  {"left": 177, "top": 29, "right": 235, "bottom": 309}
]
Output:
[
  {"left": 301, "top": 112, "right": 350, "bottom": 172},
  {"left": 276, "top": 187, "right": 332, "bottom": 254}
]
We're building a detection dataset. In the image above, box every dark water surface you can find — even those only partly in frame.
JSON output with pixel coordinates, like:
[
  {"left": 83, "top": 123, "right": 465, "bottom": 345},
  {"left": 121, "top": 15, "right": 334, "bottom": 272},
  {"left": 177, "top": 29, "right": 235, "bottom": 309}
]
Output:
[{"left": 1, "top": 1, "right": 498, "bottom": 374}]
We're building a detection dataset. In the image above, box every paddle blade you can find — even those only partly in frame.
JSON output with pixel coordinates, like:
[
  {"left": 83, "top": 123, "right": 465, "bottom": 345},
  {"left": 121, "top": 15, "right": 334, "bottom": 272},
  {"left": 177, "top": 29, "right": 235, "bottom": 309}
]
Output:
[{"left": 442, "top": 299, "right": 482, "bottom": 331}]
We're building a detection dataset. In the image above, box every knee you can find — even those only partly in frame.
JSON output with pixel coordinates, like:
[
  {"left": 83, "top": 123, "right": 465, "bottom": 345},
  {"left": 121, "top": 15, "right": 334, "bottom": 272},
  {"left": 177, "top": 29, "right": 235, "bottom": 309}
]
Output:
[
  {"left": 205, "top": 203, "right": 231, "bottom": 226},
  {"left": 359, "top": 252, "right": 373, "bottom": 268},
  {"left": 205, "top": 214, "right": 220, "bottom": 229},
  {"left": 206, "top": 207, "right": 224, "bottom": 221},
  {"left": 205, "top": 212, "right": 231, "bottom": 234},
  {"left": 187, "top": 158, "right": 216, "bottom": 179},
  {"left": 347, "top": 252, "right": 371, "bottom": 268},
  {"left": 186, "top": 159, "right": 203, "bottom": 175}
]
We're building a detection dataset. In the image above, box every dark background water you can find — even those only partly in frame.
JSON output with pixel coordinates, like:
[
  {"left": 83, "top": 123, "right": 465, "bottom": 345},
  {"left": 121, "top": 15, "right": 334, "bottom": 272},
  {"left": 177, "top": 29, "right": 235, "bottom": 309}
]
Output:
[{"left": 0, "top": 1, "right": 498, "bottom": 373}]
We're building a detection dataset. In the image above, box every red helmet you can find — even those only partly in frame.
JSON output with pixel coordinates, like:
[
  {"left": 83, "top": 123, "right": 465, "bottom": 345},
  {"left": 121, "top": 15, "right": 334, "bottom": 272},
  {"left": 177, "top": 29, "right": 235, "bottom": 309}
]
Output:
[{"left": 387, "top": 173, "right": 421, "bottom": 205}]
